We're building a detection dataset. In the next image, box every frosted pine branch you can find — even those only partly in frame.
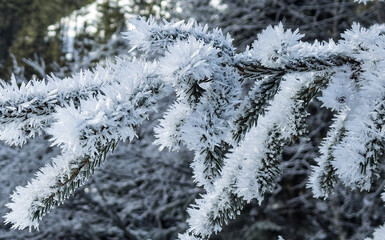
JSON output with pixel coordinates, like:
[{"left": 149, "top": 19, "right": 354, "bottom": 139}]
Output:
[
  {"left": 308, "top": 109, "right": 347, "bottom": 199},
  {"left": 230, "top": 73, "right": 283, "bottom": 143},
  {"left": 0, "top": 67, "right": 113, "bottom": 146},
  {"left": 124, "top": 17, "right": 234, "bottom": 58},
  {"left": 3, "top": 14, "right": 385, "bottom": 240},
  {"left": 235, "top": 72, "right": 331, "bottom": 202},
  {"left": 4, "top": 144, "right": 116, "bottom": 231},
  {"left": 234, "top": 24, "right": 360, "bottom": 77},
  {"left": 308, "top": 68, "right": 358, "bottom": 198},
  {"left": 182, "top": 72, "right": 332, "bottom": 239},
  {"left": 153, "top": 29, "right": 241, "bottom": 191},
  {"left": 4, "top": 58, "right": 169, "bottom": 230}
]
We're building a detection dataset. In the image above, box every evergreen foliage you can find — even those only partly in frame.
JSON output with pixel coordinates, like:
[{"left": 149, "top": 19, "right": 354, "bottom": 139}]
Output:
[{"left": 2, "top": 0, "right": 385, "bottom": 239}]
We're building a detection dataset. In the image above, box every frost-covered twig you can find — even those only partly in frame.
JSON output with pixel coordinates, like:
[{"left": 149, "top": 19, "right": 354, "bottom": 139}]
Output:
[
  {"left": 181, "top": 71, "right": 332, "bottom": 239},
  {"left": 234, "top": 24, "right": 360, "bottom": 76},
  {"left": 0, "top": 65, "right": 114, "bottom": 146},
  {"left": 124, "top": 17, "right": 235, "bottom": 58},
  {"left": 308, "top": 109, "right": 347, "bottom": 199},
  {"left": 150, "top": 26, "right": 241, "bottom": 191},
  {"left": 230, "top": 73, "right": 283, "bottom": 143},
  {"left": 4, "top": 59, "right": 169, "bottom": 230}
]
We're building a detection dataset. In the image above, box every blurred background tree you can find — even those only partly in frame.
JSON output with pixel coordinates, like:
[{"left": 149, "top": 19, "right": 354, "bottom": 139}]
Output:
[
  {"left": 0, "top": 0, "right": 93, "bottom": 79},
  {"left": 1, "top": 0, "right": 385, "bottom": 239}
]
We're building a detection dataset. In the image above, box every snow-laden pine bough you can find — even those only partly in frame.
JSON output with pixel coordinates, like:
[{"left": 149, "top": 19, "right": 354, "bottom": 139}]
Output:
[{"left": 3, "top": 5, "right": 385, "bottom": 240}]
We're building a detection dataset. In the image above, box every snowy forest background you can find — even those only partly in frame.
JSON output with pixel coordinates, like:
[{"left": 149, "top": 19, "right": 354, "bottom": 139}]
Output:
[{"left": 1, "top": 0, "right": 385, "bottom": 239}]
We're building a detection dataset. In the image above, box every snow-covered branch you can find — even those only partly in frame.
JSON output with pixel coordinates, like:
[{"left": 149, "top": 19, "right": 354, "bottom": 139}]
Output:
[
  {"left": 181, "top": 71, "right": 332, "bottom": 239},
  {"left": 0, "top": 66, "right": 113, "bottom": 146},
  {"left": 4, "top": 58, "right": 170, "bottom": 230},
  {"left": 124, "top": 17, "right": 235, "bottom": 58},
  {"left": 3, "top": 15, "right": 385, "bottom": 240}
]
